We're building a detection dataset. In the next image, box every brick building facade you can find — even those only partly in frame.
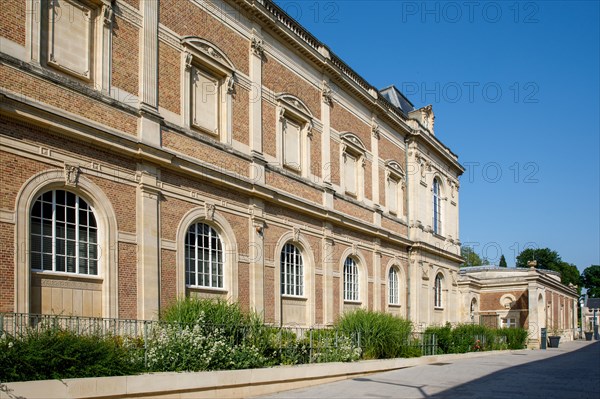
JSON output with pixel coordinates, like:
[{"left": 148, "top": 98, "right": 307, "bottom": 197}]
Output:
[
  {"left": 458, "top": 267, "right": 579, "bottom": 343},
  {"left": 0, "top": 0, "right": 466, "bottom": 329}
]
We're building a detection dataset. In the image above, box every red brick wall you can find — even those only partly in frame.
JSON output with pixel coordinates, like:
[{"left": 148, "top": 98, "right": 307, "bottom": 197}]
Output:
[
  {"left": 0, "top": 222, "right": 14, "bottom": 312},
  {"left": 364, "top": 159, "right": 372, "bottom": 201},
  {"left": 112, "top": 17, "right": 139, "bottom": 97},
  {"left": 162, "top": 129, "right": 250, "bottom": 178},
  {"left": 379, "top": 136, "right": 405, "bottom": 166},
  {"left": 264, "top": 266, "right": 275, "bottom": 323},
  {"left": 159, "top": 0, "right": 249, "bottom": 75},
  {"left": 480, "top": 290, "right": 527, "bottom": 312},
  {"left": 160, "top": 249, "right": 177, "bottom": 311},
  {"left": 88, "top": 176, "right": 137, "bottom": 233},
  {"left": 310, "top": 131, "right": 321, "bottom": 179},
  {"left": 334, "top": 197, "right": 372, "bottom": 223},
  {"left": 1, "top": 0, "right": 26, "bottom": 46},
  {"left": 0, "top": 150, "right": 54, "bottom": 210},
  {"left": 315, "top": 274, "right": 323, "bottom": 324},
  {"left": 262, "top": 100, "right": 276, "bottom": 158},
  {"left": 158, "top": 42, "right": 181, "bottom": 114},
  {"left": 238, "top": 261, "right": 249, "bottom": 312},
  {"left": 121, "top": 0, "right": 139, "bottom": 9},
  {"left": 262, "top": 58, "right": 320, "bottom": 119},
  {"left": 331, "top": 106, "right": 370, "bottom": 151},
  {"left": 381, "top": 217, "right": 408, "bottom": 237},
  {"left": 0, "top": 65, "right": 138, "bottom": 136},
  {"left": 233, "top": 88, "right": 249, "bottom": 146},
  {"left": 329, "top": 141, "right": 340, "bottom": 185},
  {"left": 265, "top": 171, "right": 321, "bottom": 204},
  {"left": 118, "top": 242, "right": 137, "bottom": 319}
]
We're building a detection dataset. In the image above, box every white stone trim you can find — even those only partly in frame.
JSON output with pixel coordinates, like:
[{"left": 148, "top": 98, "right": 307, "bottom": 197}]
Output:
[{"left": 14, "top": 169, "right": 119, "bottom": 317}]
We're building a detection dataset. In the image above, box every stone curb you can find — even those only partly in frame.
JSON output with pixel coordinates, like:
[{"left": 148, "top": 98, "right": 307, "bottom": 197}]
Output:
[{"left": 0, "top": 346, "right": 577, "bottom": 399}]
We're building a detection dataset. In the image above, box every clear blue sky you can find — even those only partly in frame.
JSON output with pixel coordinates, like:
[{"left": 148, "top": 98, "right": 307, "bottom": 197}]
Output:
[{"left": 275, "top": 0, "right": 600, "bottom": 271}]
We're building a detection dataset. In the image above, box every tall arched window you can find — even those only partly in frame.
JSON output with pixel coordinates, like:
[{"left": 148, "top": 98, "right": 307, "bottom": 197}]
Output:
[
  {"left": 30, "top": 190, "right": 98, "bottom": 275},
  {"left": 185, "top": 223, "right": 224, "bottom": 288},
  {"left": 281, "top": 243, "right": 304, "bottom": 296},
  {"left": 388, "top": 267, "right": 399, "bottom": 305},
  {"left": 343, "top": 257, "right": 359, "bottom": 301},
  {"left": 433, "top": 178, "right": 442, "bottom": 235},
  {"left": 434, "top": 273, "right": 443, "bottom": 308}
]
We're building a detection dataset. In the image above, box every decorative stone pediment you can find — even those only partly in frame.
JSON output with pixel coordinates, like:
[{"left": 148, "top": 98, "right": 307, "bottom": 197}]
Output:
[
  {"left": 340, "top": 132, "right": 366, "bottom": 153},
  {"left": 276, "top": 94, "right": 313, "bottom": 118},
  {"left": 181, "top": 36, "right": 235, "bottom": 71},
  {"left": 251, "top": 36, "right": 265, "bottom": 58},
  {"left": 385, "top": 160, "right": 405, "bottom": 177}
]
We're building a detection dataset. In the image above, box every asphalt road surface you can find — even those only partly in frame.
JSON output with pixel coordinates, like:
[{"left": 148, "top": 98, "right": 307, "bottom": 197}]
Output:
[{"left": 256, "top": 340, "right": 600, "bottom": 399}]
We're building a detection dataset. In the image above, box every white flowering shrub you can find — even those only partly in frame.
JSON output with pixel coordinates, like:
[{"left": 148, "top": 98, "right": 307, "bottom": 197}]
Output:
[{"left": 145, "top": 313, "right": 267, "bottom": 372}]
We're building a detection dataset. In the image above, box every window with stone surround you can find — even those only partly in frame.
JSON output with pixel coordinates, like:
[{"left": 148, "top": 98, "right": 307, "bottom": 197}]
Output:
[
  {"left": 340, "top": 133, "right": 366, "bottom": 199},
  {"left": 434, "top": 273, "right": 443, "bottom": 308},
  {"left": 343, "top": 256, "right": 359, "bottom": 302},
  {"left": 39, "top": 0, "right": 113, "bottom": 88},
  {"left": 185, "top": 222, "right": 224, "bottom": 289},
  {"left": 385, "top": 161, "right": 405, "bottom": 216},
  {"left": 276, "top": 94, "right": 313, "bottom": 176},
  {"left": 280, "top": 243, "right": 304, "bottom": 297},
  {"left": 182, "top": 37, "right": 236, "bottom": 144},
  {"left": 388, "top": 267, "right": 400, "bottom": 305},
  {"left": 30, "top": 190, "right": 99, "bottom": 275},
  {"left": 433, "top": 177, "right": 442, "bottom": 235}
]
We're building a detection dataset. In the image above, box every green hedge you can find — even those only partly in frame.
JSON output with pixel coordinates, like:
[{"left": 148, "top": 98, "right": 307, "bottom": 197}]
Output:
[
  {"left": 334, "top": 309, "right": 416, "bottom": 359},
  {"left": 424, "top": 323, "right": 528, "bottom": 354}
]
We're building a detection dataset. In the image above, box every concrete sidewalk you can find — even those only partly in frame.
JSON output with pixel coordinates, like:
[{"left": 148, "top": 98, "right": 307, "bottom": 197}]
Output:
[{"left": 257, "top": 340, "right": 600, "bottom": 399}]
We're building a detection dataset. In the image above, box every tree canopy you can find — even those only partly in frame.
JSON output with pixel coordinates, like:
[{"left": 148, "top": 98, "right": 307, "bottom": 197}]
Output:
[
  {"left": 516, "top": 247, "right": 581, "bottom": 289},
  {"left": 461, "top": 246, "right": 489, "bottom": 267},
  {"left": 582, "top": 265, "right": 600, "bottom": 298},
  {"left": 499, "top": 255, "right": 507, "bottom": 268}
]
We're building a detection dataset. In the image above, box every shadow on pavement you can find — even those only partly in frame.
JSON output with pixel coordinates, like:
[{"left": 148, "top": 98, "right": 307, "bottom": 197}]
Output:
[{"left": 427, "top": 342, "right": 600, "bottom": 399}]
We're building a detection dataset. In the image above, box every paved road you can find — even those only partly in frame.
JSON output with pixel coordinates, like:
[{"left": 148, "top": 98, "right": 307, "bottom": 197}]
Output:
[{"left": 256, "top": 341, "right": 600, "bottom": 399}]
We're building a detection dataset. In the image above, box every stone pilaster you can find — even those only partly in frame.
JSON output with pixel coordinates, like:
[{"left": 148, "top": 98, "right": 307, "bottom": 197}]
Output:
[
  {"left": 136, "top": 164, "right": 160, "bottom": 320},
  {"left": 321, "top": 79, "right": 333, "bottom": 208},
  {"left": 138, "top": 0, "right": 161, "bottom": 146},
  {"left": 249, "top": 199, "right": 265, "bottom": 316},
  {"left": 250, "top": 28, "right": 264, "bottom": 156},
  {"left": 323, "top": 223, "right": 335, "bottom": 325}
]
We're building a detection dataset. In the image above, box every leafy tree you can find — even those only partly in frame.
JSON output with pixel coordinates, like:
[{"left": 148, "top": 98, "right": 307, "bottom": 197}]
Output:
[
  {"left": 516, "top": 248, "right": 580, "bottom": 288},
  {"left": 516, "top": 248, "right": 561, "bottom": 270},
  {"left": 582, "top": 265, "right": 600, "bottom": 298},
  {"left": 461, "top": 246, "right": 489, "bottom": 267},
  {"left": 499, "top": 255, "right": 507, "bottom": 268}
]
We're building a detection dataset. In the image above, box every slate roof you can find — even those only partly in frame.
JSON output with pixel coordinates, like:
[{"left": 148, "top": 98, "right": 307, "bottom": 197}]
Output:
[{"left": 379, "top": 85, "right": 415, "bottom": 116}]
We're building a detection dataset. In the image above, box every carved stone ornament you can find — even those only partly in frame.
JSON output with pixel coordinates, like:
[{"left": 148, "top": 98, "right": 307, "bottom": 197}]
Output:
[
  {"left": 293, "top": 227, "right": 301, "bottom": 242},
  {"left": 371, "top": 117, "right": 380, "bottom": 140},
  {"left": 421, "top": 266, "right": 429, "bottom": 280},
  {"left": 251, "top": 37, "right": 265, "bottom": 58},
  {"left": 322, "top": 81, "right": 333, "bottom": 105},
  {"left": 64, "top": 164, "right": 80, "bottom": 187},
  {"left": 305, "top": 120, "right": 314, "bottom": 139},
  {"left": 204, "top": 203, "right": 216, "bottom": 221},
  {"left": 352, "top": 243, "right": 358, "bottom": 256},
  {"left": 103, "top": 4, "right": 113, "bottom": 26},
  {"left": 226, "top": 73, "right": 237, "bottom": 95},
  {"left": 184, "top": 51, "right": 193, "bottom": 69}
]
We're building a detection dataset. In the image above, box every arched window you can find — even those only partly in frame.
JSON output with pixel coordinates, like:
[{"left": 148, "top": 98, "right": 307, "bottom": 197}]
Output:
[
  {"left": 344, "top": 257, "right": 359, "bottom": 301},
  {"left": 434, "top": 273, "right": 443, "bottom": 308},
  {"left": 185, "top": 223, "right": 224, "bottom": 288},
  {"left": 388, "top": 267, "right": 399, "bottom": 305},
  {"left": 433, "top": 178, "right": 442, "bottom": 235},
  {"left": 30, "top": 190, "right": 98, "bottom": 275},
  {"left": 281, "top": 243, "right": 304, "bottom": 296}
]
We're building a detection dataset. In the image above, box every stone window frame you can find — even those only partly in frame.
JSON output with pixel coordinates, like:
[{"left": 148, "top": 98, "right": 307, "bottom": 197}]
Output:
[
  {"left": 339, "top": 132, "right": 367, "bottom": 200},
  {"left": 30, "top": 189, "right": 100, "bottom": 276},
  {"left": 280, "top": 242, "right": 304, "bottom": 297},
  {"left": 29, "top": 0, "right": 114, "bottom": 91},
  {"left": 343, "top": 256, "right": 359, "bottom": 302},
  {"left": 385, "top": 160, "right": 405, "bottom": 216},
  {"left": 388, "top": 266, "right": 400, "bottom": 306},
  {"left": 275, "top": 94, "right": 314, "bottom": 177},
  {"left": 175, "top": 205, "right": 238, "bottom": 299},
  {"left": 434, "top": 272, "right": 444, "bottom": 309},
  {"left": 15, "top": 169, "right": 119, "bottom": 317},
  {"left": 181, "top": 36, "right": 236, "bottom": 146},
  {"left": 432, "top": 176, "right": 443, "bottom": 236},
  {"left": 184, "top": 222, "right": 225, "bottom": 290},
  {"left": 339, "top": 247, "right": 368, "bottom": 306}
]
